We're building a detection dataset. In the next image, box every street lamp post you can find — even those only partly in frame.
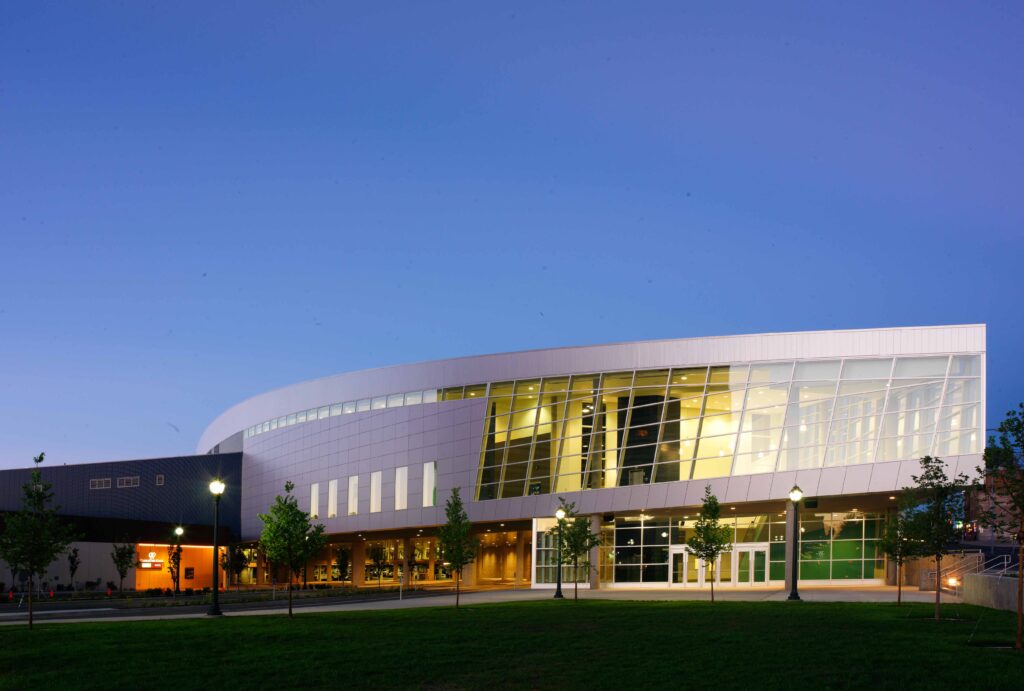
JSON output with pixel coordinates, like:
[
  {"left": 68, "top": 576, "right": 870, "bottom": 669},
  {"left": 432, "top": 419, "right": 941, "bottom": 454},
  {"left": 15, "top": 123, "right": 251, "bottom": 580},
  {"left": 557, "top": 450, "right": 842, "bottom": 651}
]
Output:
[
  {"left": 208, "top": 479, "right": 226, "bottom": 616},
  {"left": 788, "top": 485, "right": 803, "bottom": 602},
  {"left": 173, "top": 526, "right": 184, "bottom": 595},
  {"left": 554, "top": 508, "right": 566, "bottom": 600}
]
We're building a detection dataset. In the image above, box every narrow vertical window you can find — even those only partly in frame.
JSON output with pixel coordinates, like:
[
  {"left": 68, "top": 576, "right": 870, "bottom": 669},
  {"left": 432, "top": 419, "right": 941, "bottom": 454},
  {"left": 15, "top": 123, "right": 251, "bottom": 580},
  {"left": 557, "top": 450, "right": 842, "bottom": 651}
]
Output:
[
  {"left": 348, "top": 476, "right": 359, "bottom": 515},
  {"left": 423, "top": 461, "right": 437, "bottom": 508},
  {"left": 328, "top": 479, "right": 338, "bottom": 518},
  {"left": 370, "top": 471, "right": 382, "bottom": 513},
  {"left": 310, "top": 483, "right": 320, "bottom": 519},
  {"left": 395, "top": 466, "right": 408, "bottom": 511}
]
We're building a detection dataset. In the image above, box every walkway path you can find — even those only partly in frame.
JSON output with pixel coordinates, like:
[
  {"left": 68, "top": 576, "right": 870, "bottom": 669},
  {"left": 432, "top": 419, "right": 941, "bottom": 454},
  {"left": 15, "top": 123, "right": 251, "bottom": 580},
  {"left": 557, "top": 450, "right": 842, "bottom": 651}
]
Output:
[{"left": 0, "top": 585, "right": 955, "bottom": 626}]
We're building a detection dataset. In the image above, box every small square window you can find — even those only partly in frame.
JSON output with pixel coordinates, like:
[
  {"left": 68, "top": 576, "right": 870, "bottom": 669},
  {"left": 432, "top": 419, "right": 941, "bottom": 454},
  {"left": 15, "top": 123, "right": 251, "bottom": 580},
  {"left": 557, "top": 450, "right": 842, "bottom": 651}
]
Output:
[
  {"left": 155, "top": 474, "right": 165, "bottom": 486},
  {"left": 184, "top": 567, "right": 195, "bottom": 580}
]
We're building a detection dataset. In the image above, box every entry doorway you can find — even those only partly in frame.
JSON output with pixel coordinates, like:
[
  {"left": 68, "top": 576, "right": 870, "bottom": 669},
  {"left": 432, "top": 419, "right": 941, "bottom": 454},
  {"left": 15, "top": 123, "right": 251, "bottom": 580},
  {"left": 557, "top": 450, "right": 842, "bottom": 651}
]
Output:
[{"left": 669, "top": 544, "right": 769, "bottom": 587}]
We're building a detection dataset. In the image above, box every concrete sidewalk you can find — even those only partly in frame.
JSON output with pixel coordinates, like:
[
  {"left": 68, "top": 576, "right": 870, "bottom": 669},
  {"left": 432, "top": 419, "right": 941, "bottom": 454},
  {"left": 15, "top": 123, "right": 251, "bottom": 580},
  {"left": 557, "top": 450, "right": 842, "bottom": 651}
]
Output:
[{"left": 0, "top": 585, "right": 955, "bottom": 626}]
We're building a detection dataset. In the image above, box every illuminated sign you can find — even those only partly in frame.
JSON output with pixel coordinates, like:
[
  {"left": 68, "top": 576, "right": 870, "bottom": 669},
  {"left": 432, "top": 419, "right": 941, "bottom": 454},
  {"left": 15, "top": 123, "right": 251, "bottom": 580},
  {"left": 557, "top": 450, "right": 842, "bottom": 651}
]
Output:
[{"left": 140, "top": 550, "right": 164, "bottom": 571}]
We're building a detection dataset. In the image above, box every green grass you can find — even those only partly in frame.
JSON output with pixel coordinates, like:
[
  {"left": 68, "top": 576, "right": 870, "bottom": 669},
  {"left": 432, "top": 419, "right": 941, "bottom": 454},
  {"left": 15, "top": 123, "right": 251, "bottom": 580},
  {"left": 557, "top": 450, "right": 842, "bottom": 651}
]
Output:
[{"left": 2, "top": 600, "right": 1022, "bottom": 690}]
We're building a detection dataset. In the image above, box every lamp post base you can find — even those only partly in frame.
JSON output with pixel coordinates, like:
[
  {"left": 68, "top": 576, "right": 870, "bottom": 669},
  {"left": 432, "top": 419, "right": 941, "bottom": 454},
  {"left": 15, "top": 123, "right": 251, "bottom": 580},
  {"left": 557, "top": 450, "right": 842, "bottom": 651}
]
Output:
[
  {"left": 787, "top": 592, "right": 801, "bottom": 601},
  {"left": 553, "top": 590, "right": 564, "bottom": 600},
  {"left": 207, "top": 605, "right": 223, "bottom": 616}
]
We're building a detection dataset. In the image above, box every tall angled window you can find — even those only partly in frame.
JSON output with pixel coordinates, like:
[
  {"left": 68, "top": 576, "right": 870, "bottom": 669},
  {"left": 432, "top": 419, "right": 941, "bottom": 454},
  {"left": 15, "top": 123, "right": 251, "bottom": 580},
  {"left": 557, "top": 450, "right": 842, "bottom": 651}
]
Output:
[
  {"left": 395, "top": 466, "right": 408, "bottom": 511},
  {"left": 423, "top": 461, "right": 437, "bottom": 508},
  {"left": 347, "top": 475, "right": 359, "bottom": 516},
  {"left": 370, "top": 471, "right": 382, "bottom": 513},
  {"left": 328, "top": 479, "right": 338, "bottom": 518}
]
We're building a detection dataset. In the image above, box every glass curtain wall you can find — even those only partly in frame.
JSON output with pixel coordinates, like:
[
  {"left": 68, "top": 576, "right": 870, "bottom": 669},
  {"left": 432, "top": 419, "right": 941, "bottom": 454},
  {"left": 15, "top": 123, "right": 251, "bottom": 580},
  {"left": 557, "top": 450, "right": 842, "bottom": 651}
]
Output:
[
  {"left": 603, "top": 512, "right": 884, "bottom": 585},
  {"left": 476, "top": 356, "right": 982, "bottom": 500}
]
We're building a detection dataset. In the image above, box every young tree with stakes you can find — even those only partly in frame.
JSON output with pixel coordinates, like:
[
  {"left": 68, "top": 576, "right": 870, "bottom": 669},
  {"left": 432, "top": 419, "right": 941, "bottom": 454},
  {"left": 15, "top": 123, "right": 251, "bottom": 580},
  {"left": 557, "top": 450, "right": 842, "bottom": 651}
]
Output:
[
  {"left": 66, "top": 547, "right": 81, "bottom": 592},
  {"left": 548, "top": 498, "right": 601, "bottom": 601},
  {"left": 257, "top": 481, "right": 327, "bottom": 617},
  {"left": 977, "top": 402, "right": 1024, "bottom": 650},
  {"left": 0, "top": 453, "right": 74, "bottom": 629},
  {"left": 166, "top": 543, "right": 182, "bottom": 595},
  {"left": 903, "top": 455, "right": 969, "bottom": 621},
  {"left": 878, "top": 507, "right": 920, "bottom": 606},
  {"left": 686, "top": 485, "right": 733, "bottom": 603},
  {"left": 334, "top": 546, "right": 351, "bottom": 583},
  {"left": 367, "top": 543, "right": 388, "bottom": 589},
  {"left": 110, "top": 543, "right": 138, "bottom": 594},
  {"left": 437, "top": 487, "right": 479, "bottom": 608},
  {"left": 220, "top": 544, "right": 248, "bottom": 591}
]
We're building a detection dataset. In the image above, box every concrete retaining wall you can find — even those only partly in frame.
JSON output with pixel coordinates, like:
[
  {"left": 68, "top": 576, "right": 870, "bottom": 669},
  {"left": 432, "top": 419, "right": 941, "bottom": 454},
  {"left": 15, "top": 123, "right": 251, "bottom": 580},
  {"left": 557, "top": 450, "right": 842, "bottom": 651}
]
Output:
[{"left": 963, "top": 573, "right": 1021, "bottom": 612}]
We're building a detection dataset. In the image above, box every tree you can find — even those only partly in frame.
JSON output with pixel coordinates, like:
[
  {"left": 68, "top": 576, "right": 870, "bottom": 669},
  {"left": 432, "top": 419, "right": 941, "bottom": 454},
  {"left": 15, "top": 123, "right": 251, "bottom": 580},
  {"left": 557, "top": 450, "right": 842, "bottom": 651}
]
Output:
[
  {"left": 221, "top": 544, "right": 248, "bottom": 591},
  {"left": 166, "top": 543, "right": 182, "bottom": 595},
  {"left": 686, "top": 485, "right": 733, "bottom": 603},
  {"left": 977, "top": 402, "right": 1024, "bottom": 649},
  {"left": 0, "top": 453, "right": 75, "bottom": 629},
  {"left": 903, "top": 455, "right": 969, "bottom": 621},
  {"left": 878, "top": 508, "right": 921, "bottom": 606},
  {"left": 110, "top": 543, "right": 137, "bottom": 593},
  {"left": 334, "top": 545, "right": 351, "bottom": 583},
  {"left": 257, "top": 481, "right": 326, "bottom": 617},
  {"left": 367, "top": 543, "right": 387, "bottom": 589},
  {"left": 66, "top": 547, "right": 81, "bottom": 591},
  {"left": 548, "top": 498, "right": 601, "bottom": 601},
  {"left": 437, "top": 487, "right": 479, "bottom": 608}
]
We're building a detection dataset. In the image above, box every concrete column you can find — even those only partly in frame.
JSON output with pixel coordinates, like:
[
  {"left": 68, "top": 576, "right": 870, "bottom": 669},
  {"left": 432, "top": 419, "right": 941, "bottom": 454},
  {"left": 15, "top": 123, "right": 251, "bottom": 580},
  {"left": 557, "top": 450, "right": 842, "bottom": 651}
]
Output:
[
  {"left": 589, "top": 515, "right": 602, "bottom": 590},
  {"left": 515, "top": 529, "right": 528, "bottom": 585},
  {"left": 351, "top": 540, "right": 366, "bottom": 587},
  {"left": 402, "top": 537, "right": 412, "bottom": 587},
  {"left": 784, "top": 501, "right": 798, "bottom": 592}
]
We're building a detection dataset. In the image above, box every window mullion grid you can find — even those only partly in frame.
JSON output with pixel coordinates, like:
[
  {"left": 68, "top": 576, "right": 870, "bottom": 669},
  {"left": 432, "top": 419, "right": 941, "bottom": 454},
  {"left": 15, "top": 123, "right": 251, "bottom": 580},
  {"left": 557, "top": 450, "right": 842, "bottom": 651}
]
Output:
[
  {"left": 523, "top": 380, "right": 545, "bottom": 497},
  {"left": 870, "top": 358, "right": 899, "bottom": 463},
  {"left": 549, "top": 376, "right": 578, "bottom": 487},
  {"left": 820, "top": 363, "right": 844, "bottom": 469},
  {"left": 647, "top": 373, "right": 673, "bottom": 484},
  {"left": 686, "top": 373, "right": 712, "bottom": 481},
  {"left": 767, "top": 362, "right": 795, "bottom": 474},
  {"left": 577, "top": 382, "right": 601, "bottom": 490},
  {"left": 726, "top": 377, "right": 754, "bottom": 477},
  {"left": 927, "top": 356, "right": 953, "bottom": 458},
  {"left": 615, "top": 371, "right": 638, "bottom": 487}
]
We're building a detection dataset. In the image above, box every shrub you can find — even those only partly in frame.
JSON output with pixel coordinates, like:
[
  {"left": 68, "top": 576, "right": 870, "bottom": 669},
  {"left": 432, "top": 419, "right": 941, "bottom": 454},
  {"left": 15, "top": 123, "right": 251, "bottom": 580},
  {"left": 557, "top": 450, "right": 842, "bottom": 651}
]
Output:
[
  {"left": 106, "top": 581, "right": 117, "bottom": 591},
  {"left": 184, "top": 588, "right": 194, "bottom": 596}
]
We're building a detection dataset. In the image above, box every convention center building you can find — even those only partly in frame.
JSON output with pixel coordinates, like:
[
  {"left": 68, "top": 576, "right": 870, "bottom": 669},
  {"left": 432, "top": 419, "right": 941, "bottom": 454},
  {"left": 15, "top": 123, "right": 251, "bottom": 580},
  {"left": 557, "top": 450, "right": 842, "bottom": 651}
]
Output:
[{"left": 0, "top": 324, "right": 986, "bottom": 592}]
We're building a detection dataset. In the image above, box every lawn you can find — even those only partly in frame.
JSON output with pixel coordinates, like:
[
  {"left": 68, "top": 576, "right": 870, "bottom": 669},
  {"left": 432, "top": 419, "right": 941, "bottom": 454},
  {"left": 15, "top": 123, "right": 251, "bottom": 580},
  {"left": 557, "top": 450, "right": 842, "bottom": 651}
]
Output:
[{"left": 2, "top": 600, "right": 1022, "bottom": 690}]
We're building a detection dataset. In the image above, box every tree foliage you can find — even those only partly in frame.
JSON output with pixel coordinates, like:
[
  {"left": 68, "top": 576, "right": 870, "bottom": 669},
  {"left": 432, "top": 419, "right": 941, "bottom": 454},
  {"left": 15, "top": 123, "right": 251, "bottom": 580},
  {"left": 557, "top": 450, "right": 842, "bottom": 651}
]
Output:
[
  {"left": 367, "top": 543, "right": 388, "bottom": 589},
  {"left": 978, "top": 402, "right": 1024, "bottom": 649},
  {"left": 0, "top": 453, "right": 75, "bottom": 629},
  {"left": 257, "top": 481, "right": 326, "bottom": 617},
  {"left": 547, "top": 498, "right": 601, "bottom": 600},
  {"left": 220, "top": 544, "right": 248, "bottom": 590},
  {"left": 437, "top": 487, "right": 478, "bottom": 608},
  {"left": 686, "top": 485, "right": 733, "bottom": 602},
  {"left": 166, "top": 543, "right": 183, "bottom": 595},
  {"left": 878, "top": 509, "right": 921, "bottom": 606},
  {"left": 66, "top": 547, "right": 81, "bottom": 591},
  {"left": 902, "top": 455, "right": 969, "bottom": 620},
  {"left": 333, "top": 546, "right": 350, "bottom": 583},
  {"left": 110, "top": 543, "right": 138, "bottom": 593}
]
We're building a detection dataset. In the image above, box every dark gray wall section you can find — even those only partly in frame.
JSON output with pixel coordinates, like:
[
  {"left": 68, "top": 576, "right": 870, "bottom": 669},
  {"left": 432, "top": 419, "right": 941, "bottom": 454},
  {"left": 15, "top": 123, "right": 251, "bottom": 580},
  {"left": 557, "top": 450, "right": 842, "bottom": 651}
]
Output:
[{"left": 0, "top": 453, "right": 242, "bottom": 539}]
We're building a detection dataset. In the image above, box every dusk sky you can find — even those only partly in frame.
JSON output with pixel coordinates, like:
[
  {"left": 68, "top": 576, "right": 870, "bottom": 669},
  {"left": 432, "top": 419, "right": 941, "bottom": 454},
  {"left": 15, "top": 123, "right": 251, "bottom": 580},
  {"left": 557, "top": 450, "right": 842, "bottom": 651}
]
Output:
[{"left": 1, "top": 3, "right": 1021, "bottom": 469}]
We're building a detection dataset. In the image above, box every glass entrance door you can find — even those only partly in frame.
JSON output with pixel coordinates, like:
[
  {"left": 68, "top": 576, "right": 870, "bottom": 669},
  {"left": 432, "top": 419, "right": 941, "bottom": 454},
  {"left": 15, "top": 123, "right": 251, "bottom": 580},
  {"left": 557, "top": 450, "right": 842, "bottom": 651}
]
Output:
[
  {"left": 735, "top": 546, "right": 769, "bottom": 586},
  {"left": 670, "top": 548, "right": 722, "bottom": 587}
]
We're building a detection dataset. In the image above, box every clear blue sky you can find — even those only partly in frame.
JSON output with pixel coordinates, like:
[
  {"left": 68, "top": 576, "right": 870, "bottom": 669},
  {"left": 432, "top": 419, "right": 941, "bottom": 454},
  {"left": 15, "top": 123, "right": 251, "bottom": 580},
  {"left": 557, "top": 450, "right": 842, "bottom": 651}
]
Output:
[{"left": 1, "top": 3, "right": 1021, "bottom": 469}]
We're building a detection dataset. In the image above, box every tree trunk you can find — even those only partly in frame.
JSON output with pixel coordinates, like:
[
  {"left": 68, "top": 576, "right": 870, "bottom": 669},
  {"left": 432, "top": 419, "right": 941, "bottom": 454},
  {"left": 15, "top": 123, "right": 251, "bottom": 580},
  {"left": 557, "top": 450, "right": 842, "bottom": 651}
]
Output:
[
  {"left": 288, "top": 581, "right": 293, "bottom": 618},
  {"left": 897, "top": 561, "right": 902, "bottom": 606},
  {"left": 710, "top": 565, "right": 715, "bottom": 603},
  {"left": 574, "top": 558, "right": 579, "bottom": 601},
  {"left": 934, "top": 554, "right": 942, "bottom": 621},
  {"left": 455, "top": 571, "right": 460, "bottom": 609},
  {"left": 28, "top": 576, "right": 33, "bottom": 631}
]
